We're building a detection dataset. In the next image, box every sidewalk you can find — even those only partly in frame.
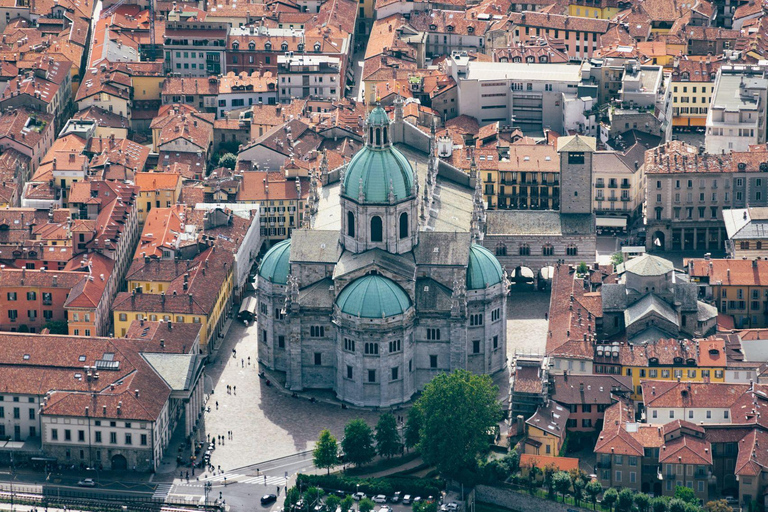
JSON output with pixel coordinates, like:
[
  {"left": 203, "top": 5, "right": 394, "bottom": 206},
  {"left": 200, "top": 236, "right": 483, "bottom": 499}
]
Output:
[{"left": 348, "top": 456, "right": 426, "bottom": 479}]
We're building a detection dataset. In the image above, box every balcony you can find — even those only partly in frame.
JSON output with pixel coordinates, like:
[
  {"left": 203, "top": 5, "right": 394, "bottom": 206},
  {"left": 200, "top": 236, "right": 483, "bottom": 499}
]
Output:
[
  {"left": 621, "top": 197, "right": 631, "bottom": 202},
  {"left": 608, "top": 182, "right": 618, "bottom": 188},
  {"left": 595, "top": 182, "right": 605, "bottom": 188},
  {"left": 621, "top": 183, "right": 631, "bottom": 189}
]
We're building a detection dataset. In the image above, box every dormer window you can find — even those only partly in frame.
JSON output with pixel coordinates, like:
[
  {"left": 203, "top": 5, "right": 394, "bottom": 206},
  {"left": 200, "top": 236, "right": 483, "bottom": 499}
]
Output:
[
  {"left": 249, "top": 41, "right": 256, "bottom": 50},
  {"left": 446, "top": 25, "right": 454, "bottom": 32},
  {"left": 467, "top": 26, "right": 474, "bottom": 33},
  {"left": 314, "top": 42, "right": 321, "bottom": 52},
  {"left": 526, "top": 56, "right": 534, "bottom": 63},
  {"left": 429, "top": 23, "right": 437, "bottom": 30},
  {"left": 513, "top": 56, "right": 522, "bottom": 62},
  {"left": 539, "top": 55, "right": 548, "bottom": 63},
  {"left": 298, "top": 43, "right": 304, "bottom": 51},
  {"left": 681, "top": 71, "right": 689, "bottom": 81},
  {"left": 265, "top": 41, "right": 272, "bottom": 51},
  {"left": 232, "top": 41, "right": 239, "bottom": 50},
  {"left": 281, "top": 41, "right": 289, "bottom": 51}
]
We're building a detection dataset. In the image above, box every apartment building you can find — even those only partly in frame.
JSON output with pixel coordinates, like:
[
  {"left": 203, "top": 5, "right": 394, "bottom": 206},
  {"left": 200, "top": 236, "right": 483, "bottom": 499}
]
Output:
[
  {"left": 722, "top": 207, "right": 768, "bottom": 258},
  {"left": 163, "top": 21, "right": 229, "bottom": 77},
  {"left": 408, "top": 11, "right": 489, "bottom": 58},
  {"left": 645, "top": 141, "right": 768, "bottom": 252},
  {"left": 277, "top": 55, "right": 343, "bottom": 101},
  {"left": 446, "top": 53, "right": 597, "bottom": 133},
  {"left": 706, "top": 65, "right": 768, "bottom": 155},
  {"left": 671, "top": 59, "right": 721, "bottom": 129},
  {"left": 609, "top": 63, "right": 674, "bottom": 141},
  {"left": 593, "top": 134, "right": 650, "bottom": 222},
  {"left": 134, "top": 172, "right": 183, "bottom": 224}
]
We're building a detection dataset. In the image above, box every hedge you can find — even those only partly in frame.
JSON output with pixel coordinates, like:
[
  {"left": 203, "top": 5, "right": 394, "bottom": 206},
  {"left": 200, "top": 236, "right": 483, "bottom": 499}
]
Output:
[{"left": 296, "top": 473, "right": 443, "bottom": 498}]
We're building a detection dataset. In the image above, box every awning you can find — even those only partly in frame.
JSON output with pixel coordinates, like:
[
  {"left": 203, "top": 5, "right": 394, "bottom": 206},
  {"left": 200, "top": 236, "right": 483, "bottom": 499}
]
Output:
[
  {"left": 239, "top": 296, "right": 257, "bottom": 315},
  {"left": 596, "top": 216, "right": 627, "bottom": 228}
]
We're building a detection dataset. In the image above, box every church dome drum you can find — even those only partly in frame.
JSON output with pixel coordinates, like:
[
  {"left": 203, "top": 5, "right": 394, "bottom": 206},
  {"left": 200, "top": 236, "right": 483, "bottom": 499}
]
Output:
[
  {"left": 335, "top": 274, "right": 412, "bottom": 318},
  {"left": 258, "top": 239, "right": 291, "bottom": 285},
  {"left": 466, "top": 244, "right": 504, "bottom": 290}
]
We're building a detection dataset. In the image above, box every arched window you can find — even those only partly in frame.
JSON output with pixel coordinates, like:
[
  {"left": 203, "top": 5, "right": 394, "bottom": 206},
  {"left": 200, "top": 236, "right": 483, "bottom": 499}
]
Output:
[
  {"left": 375, "top": 128, "right": 381, "bottom": 146},
  {"left": 382, "top": 127, "right": 388, "bottom": 144},
  {"left": 232, "top": 42, "right": 239, "bottom": 50},
  {"left": 265, "top": 42, "right": 272, "bottom": 51},
  {"left": 399, "top": 212, "right": 408, "bottom": 239},
  {"left": 281, "top": 41, "right": 288, "bottom": 51},
  {"left": 495, "top": 243, "right": 507, "bottom": 256},
  {"left": 347, "top": 211, "right": 355, "bottom": 237},
  {"left": 249, "top": 41, "right": 256, "bottom": 50},
  {"left": 371, "top": 216, "right": 383, "bottom": 242}
]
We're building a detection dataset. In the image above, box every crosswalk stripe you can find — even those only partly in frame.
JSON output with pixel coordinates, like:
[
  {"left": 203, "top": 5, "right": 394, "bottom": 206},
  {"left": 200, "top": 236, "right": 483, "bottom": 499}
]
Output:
[
  {"left": 240, "top": 475, "right": 285, "bottom": 485},
  {"left": 153, "top": 484, "right": 173, "bottom": 499},
  {"left": 201, "top": 473, "right": 244, "bottom": 482}
]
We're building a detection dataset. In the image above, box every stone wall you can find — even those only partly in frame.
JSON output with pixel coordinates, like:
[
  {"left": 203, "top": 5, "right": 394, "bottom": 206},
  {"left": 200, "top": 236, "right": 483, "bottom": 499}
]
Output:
[{"left": 475, "top": 484, "right": 593, "bottom": 512}]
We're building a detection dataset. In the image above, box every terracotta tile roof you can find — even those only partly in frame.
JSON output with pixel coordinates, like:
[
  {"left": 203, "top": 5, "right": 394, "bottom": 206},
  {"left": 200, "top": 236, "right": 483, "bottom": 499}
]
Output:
[
  {"left": 180, "top": 183, "right": 205, "bottom": 205},
  {"left": 409, "top": 10, "right": 492, "bottom": 37},
  {"left": 152, "top": 105, "right": 215, "bottom": 153},
  {"left": 659, "top": 427, "right": 713, "bottom": 465},
  {"left": 88, "top": 136, "right": 150, "bottom": 181},
  {"left": 134, "top": 205, "right": 187, "bottom": 259},
  {"left": 546, "top": 264, "right": 601, "bottom": 355},
  {"left": 73, "top": 106, "right": 130, "bottom": 129},
  {"left": 158, "top": 152, "right": 206, "bottom": 180},
  {"left": 508, "top": 11, "right": 614, "bottom": 34},
  {"left": 125, "top": 319, "right": 202, "bottom": 354},
  {"left": 643, "top": 381, "right": 751, "bottom": 409},
  {"left": 162, "top": 76, "right": 220, "bottom": 97},
  {"left": 67, "top": 180, "right": 138, "bottom": 253},
  {"left": 63, "top": 252, "right": 115, "bottom": 309},
  {"left": 115, "top": 245, "right": 234, "bottom": 317},
  {"left": 513, "top": 365, "right": 543, "bottom": 394},
  {"left": 0, "top": 108, "right": 53, "bottom": 151},
  {"left": 75, "top": 65, "right": 132, "bottom": 103},
  {"left": 526, "top": 400, "right": 569, "bottom": 438},
  {"left": 690, "top": 258, "right": 768, "bottom": 286},
  {"left": 595, "top": 398, "right": 655, "bottom": 455},
  {"left": 645, "top": 141, "right": 738, "bottom": 174},
  {"left": 551, "top": 374, "right": 632, "bottom": 404},
  {"left": 519, "top": 454, "right": 580, "bottom": 472},
  {"left": 237, "top": 171, "right": 309, "bottom": 202}
]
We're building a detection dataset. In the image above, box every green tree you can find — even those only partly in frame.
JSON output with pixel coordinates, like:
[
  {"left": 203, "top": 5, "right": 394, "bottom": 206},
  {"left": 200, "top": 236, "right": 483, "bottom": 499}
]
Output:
[
  {"left": 705, "top": 501, "right": 733, "bottom": 512},
  {"left": 525, "top": 462, "right": 541, "bottom": 494},
  {"left": 43, "top": 320, "right": 68, "bottom": 334},
  {"left": 543, "top": 463, "right": 557, "bottom": 499},
  {"left": 611, "top": 252, "right": 624, "bottom": 267},
  {"left": 501, "top": 449, "right": 520, "bottom": 475},
  {"left": 375, "top": 413, "right": 402, "bottom": 458},
  {"left": 552, "top": 471, "right": 572, "bottom": 502},
  {"left": 413, "top": 501, "right": 439, "bottom": 512},
  {"left": 603, "top": 488, "right": 619, "bottom": 512},
  {"left": 313, "top": 429, "right": 339, "bottom": 474},
  {"left": 675, "top": 487, "right": 697, "bottom": 505},
  {"left": 341, "top": 419, "right": 376, "bottom": 467},
  {"left": 577, "top": 262, "right": 589, "bottom": 274},
  {"left": 340, "top": 496, "right": 354, "bottom": 512},
  {"left": 652, "top": 498, "right": 668, "bottom": 512},
  {"left": 684, "top": 504, "right": 701, "bottom": 512},
  {"left": 17, "top": 324, "right": 29, "bottom": 333},
  {"left": 585, "top": 481, "right": 602, "bottom": 510},
  {"left": 404, "top": 407, "right": 423, "bottom": 450},
  {"left": 572, "top": 476, "right": 586, "bottom": 507},
  {"left": 218, "top": 152, "right": 237, "bottom": 170},
  {"left": 415, "top": 370, "right": 501, "bottom": 481},
  {"left": 305, "top": 487, "right": 323, "bottom": 506},
  {"left": 284, "top": 487, "right": 301, "bottom": 512},
  {"left": 669, "top": 499, "right": 687, "bottom": 512},
  {"left": 635, "top": 493, "right": 651, "bottom": 512},
  {"left": 359, "top": 498, "right": 375, "bottom": 512},
  {"left": 325, "top": 495, "right": 341, "bottom": 512},
  {"left": 617, "top": 488, "right": 635, "bottom": 512}
]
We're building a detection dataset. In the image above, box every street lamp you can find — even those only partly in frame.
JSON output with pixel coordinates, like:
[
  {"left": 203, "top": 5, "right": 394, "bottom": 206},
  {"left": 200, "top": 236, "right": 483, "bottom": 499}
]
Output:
[{"left": 204, "top": 481, "right": 212, "bottom": 506}]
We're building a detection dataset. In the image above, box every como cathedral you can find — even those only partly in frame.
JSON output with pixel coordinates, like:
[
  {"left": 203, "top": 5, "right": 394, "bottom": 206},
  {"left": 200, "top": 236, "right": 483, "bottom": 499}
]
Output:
[{"left": 255, "top": 102, "right": 509, "bottom": 407}]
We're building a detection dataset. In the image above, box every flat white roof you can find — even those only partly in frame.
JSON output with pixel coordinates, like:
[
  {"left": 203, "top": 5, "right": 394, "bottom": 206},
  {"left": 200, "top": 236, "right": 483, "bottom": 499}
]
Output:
[{"left": 465, "top": 61, "right": 583, "bottom": 82}]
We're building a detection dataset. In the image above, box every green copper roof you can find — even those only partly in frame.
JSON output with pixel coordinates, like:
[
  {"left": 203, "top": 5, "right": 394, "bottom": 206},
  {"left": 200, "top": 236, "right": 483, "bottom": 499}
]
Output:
[
  {"left": 367, "top": 105, "right": 391, "bottom": 126},
  {"left": 258, "top": 239, "right": 291, "bottom": 285},
  {"left": 466, "top": 244, "right": 504, "bottom": 290},
  {"left": 342, "top": 145, "right": 414, "bottom": 203},
  {"left": 336, "top": 275, "right": 411, "bottom": 318}
]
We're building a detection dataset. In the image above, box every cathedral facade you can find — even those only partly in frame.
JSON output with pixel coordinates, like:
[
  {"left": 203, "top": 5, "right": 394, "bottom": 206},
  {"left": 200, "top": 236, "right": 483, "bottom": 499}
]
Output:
[{"left": 255, "top": 106, "right": 509, "bottom": 407}]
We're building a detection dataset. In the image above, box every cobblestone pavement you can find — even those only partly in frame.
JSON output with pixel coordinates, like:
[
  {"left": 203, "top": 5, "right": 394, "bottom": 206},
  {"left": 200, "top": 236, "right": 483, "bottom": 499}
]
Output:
[
  {"left": 202, "top": 319, "right": 381, "bottom": 472},
  {"left": 506, "top": 290, "right": 550, "bottom": 359}
]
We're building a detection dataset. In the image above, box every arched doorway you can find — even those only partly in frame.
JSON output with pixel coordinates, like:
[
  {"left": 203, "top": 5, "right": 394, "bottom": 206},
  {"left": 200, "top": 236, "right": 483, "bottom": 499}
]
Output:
[
  {"left": 652, "top": 231, "right": 665, "bottom": 250},
  {"left": 111, "top": 454, "right": 128, "bottom": 470}
]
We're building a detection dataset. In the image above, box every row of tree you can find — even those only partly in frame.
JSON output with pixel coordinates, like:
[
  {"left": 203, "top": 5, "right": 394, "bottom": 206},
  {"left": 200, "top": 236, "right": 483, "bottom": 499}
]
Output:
[{"left": 314, "top": 370, "right": 502, "bottom": 481}]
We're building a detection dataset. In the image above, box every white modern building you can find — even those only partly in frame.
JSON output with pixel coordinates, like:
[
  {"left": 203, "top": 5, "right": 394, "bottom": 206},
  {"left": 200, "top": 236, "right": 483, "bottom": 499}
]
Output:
[
  {"left": 446, "top": 52, "right": 597, "bottom": 135},
  {"left": 705, "top": 65, "right": 768, "bottom": 155},
  {"left": 278, "top": 55, "right": 343, "bottom": 101}
]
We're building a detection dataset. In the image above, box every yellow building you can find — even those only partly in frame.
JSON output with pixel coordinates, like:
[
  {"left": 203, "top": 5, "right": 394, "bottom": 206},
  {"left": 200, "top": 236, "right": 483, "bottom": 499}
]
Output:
[
  {"left": 112, "top": 247, "right": 235, "bottom": 353},
  {"left": 524, "top": 402, "right": 569, "bottom": 456},
  {"left": 568, "top": 0, "right": 620, "bottom": 19},
  {"left": 689, "top": 258, "right": 768, "bottom": 329},
  {"left": 671, "top": 60, "right": 719, "bottom": 128},
  {"left": 595, "top": 337, "right": 727, "bottom": 400},
  {"left": 134, "top": 172, "right": 183, "bottom": 224},
  {"left": 128, "top": 62, "right": 166, "bottom": 102}
]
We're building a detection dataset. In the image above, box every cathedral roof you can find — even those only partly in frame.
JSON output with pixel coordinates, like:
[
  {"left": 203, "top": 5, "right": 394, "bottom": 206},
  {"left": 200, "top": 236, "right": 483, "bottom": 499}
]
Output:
[
  {"left": 619, "top": 253, "right": 673, "bottom": 276},
  {"left": 258, "top": 239, "right": 291, "bottom": 285},
  {"left": 466, "top": 244, "right": 504, "bottom": 290},
  {"left": 335, "top": 274, "right": 411, "bottom": 318},
  {"left": 341, "top": 107, "right": 414, "bottom": 203}
]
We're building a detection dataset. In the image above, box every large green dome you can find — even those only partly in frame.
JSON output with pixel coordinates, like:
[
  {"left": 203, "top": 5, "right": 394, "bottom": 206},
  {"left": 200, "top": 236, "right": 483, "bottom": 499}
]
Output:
[
  {"left": 342, "top": 106, "right": 414, "bottom": 203},
  {"left": 336, "top": 275, "right": 411, "bottom": 318},
  {"left": 466, "top": 244, "right": 504, "bottom": 290},
  {"left": 258, "top": 239, "right": 291, "bottom": 285}
]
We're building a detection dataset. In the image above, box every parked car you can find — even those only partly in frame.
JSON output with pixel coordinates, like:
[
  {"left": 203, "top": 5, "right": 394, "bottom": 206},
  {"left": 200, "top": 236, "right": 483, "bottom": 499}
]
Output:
[
  {"left": 402, "top": 495, "right": 412, "bottom": 505},
  {"left": 413, "top": 497, "right": 423, "bottom": 505},
  {"left": 314, "top": 504, "right": 324, "bottom": 512},
  {"left": 390, "top": 492, "right": 402, "bottom": 503},
  {"left": 293, "top": 499, "right": 306, "bottom": 511},
  {"left": 261, "top": 494, "right": 278, "bottom": 505},
  {"left": 353, "top": 492, "right": 366, "bottom": 501},
  {"left": 378, "top": 507, "right": 392, "bottom": 512},
  {"left": 373, "top": 495, "right": 387, "bottom": 504},
  {"left": 77, "top": 478, "right": 96, "bottom": 487}
]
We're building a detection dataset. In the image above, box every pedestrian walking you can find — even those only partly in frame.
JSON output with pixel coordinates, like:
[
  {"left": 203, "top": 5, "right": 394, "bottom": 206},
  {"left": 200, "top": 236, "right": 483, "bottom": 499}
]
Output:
[
  {"left": 234, "top": 385, "right": 237, "bottom": 394},
  {"left": 242, "top": 358, "right": 244, "bottom": 367},
  {"left": 277, "top": 486, "right": 281, "bottom": 496},
  {"left": 216, "top": 401, "right": 219, "bottom": 410},
  {"left": 264, "top": 475, "right": 267, "bottom": 484},
  {"left": 248, "top": 356, "right": 251, "bottom": 365}
]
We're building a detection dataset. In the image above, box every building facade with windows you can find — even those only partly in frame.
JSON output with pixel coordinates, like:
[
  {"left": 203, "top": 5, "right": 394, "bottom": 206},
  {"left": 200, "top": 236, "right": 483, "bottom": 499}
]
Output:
[
  {"left": 163, "top": 21, "right": 229, "bottom": 77},
  {"left": 256, "top": 106, "right": 508, "bottom": 407}
]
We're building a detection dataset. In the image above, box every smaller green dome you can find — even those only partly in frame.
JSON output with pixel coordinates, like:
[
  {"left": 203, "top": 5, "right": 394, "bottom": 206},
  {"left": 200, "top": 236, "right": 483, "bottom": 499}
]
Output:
[
  {"left": 342, "top": 146, "right": 414, "bottom": 203},
  {"left": 367, "top": 105, "right": 391, "bottom": 126},
  {"left": 336, "top": 275, "right": 411, "bottom": 318},
  {"left": 467, "top": 244, "right": 504, "bottom": 290},
  {"left": 258, "top": 239, "right": 291, "bottom": 285}
]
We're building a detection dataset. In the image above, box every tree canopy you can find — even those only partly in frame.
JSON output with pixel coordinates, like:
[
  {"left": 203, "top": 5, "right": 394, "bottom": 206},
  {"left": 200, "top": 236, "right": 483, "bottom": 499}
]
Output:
[
  {"left": 375, "top": 413, "right": 402, "bottom": 458},
  {"left": 313, "top": 429, "right": 339, "bottom": 474},
  {"left": 414, "top": 370, "right": 502, "bottom": 481},
  {"left": 342, "top": 419, "right": 376, "bottom": 467}
]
